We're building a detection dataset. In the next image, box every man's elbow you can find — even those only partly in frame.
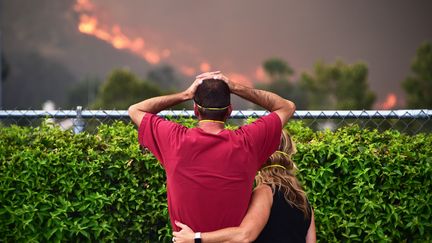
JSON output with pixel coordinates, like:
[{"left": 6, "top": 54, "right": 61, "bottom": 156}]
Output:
[
  {"left": 128, "top": 104, "right": 143, "bottom": 123},
  {"left": 128, "top": 105, "right": 137, "bottom": 118},
  {"left": 282, "top": 100, "right": 296, "bottom": 119},
  {"left": 285, "top": 100, "right": 296, "bottom": 116}
]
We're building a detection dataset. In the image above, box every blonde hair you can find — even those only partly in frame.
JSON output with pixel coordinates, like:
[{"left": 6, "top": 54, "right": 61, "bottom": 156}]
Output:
[{"left": 255, "top": 130, "right": 310, "bottom": 218}]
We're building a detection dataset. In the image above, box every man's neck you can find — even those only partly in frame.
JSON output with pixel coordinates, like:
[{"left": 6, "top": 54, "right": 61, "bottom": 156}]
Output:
[{"left": 197, "top": 120, "right": 225, "bottom": 134}]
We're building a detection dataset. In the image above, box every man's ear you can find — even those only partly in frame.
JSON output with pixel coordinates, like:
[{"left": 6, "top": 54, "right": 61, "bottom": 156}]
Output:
[
  {"left": 194, "top": 103, "right": 200, "bottom": 118},
  {"left": 224, "top": 105, "right": 233, "bottom": 121}
]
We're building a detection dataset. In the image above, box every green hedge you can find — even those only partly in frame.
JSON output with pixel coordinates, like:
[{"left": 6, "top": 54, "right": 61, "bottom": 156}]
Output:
[
  {"left": 0, "top": 120, "right": 431, "bottom": 242},
  {"left": 290, "top": 122, "right": 432, "bottom": 242},
  {"left": 0, "top": 122, "right": 170, "bottom": 242}
]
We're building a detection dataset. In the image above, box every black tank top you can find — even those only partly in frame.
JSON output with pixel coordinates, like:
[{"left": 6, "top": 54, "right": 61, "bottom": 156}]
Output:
[{"left": 254, "top": 189, "right": 311, "bottom": 243}]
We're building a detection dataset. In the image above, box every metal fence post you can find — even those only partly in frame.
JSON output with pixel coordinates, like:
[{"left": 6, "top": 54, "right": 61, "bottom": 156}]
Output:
[{"left": 73, "top": 106, "right": 85, "bottom": 134}]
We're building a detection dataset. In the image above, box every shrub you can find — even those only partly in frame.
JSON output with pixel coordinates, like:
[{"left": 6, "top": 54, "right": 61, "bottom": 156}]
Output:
[
  {"left": 0, "top": 120, "right": 431, "bottom": 242},
  {"left": 289, "top": 122, "right": 432, "bottom": 242},
  {"left": 0, "top": 122, "right": 169, "bottom": 242}
]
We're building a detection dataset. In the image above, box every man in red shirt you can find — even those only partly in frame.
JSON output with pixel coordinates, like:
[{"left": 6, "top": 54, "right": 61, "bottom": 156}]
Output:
[{"left": 128, "top": 71, "right": 295, "bottom": 235}]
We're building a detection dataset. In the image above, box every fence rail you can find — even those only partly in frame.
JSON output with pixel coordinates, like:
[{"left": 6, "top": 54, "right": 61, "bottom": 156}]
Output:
[
  {"left": 1, "top": 108, "right": 431, "bottom": 134},
  {"left": 1, "top": 108, "right": 432, "bottom": 118}
]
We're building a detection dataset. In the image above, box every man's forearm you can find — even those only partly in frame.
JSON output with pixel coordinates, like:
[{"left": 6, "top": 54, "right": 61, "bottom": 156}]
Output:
[
  {"left": 128, "top": 91, "right": 191, "bottom": 125},
  {"left": 130, "top": 91, "right": 189, "bottom": 114},
  {"left": 230, "top": 82, "right": 294, "bottom": 112}
]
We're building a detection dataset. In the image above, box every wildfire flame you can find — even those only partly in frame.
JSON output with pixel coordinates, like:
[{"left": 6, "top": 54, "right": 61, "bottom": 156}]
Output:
[
  {"left": 254, "top": 66, "right": 268, "bottom": 83},
  {"left": 73, "top": 0, "right": 254, "bottom": 82},
  {"left": 179, "top": 65, "right": 196, "bottom": 77},
  {"left": 379, "top": 93, "right": 397, "bottom": 109},
  {"left": 200, "top": 62, "right": 211, "bottom": 73},
  {"left": 74, "top": 0, "right": 94, "bottom": 12},
  {"left": 74, "top": 0, "right": 166, "bottom": 64}
]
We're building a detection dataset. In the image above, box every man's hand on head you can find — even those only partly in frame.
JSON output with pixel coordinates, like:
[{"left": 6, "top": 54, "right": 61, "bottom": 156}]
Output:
[
  {"left": 195, "top": 71, "right": 235, "bottom": 93},
  {"left": 184, "top": 76, "right": 205, "bottom": 100},
  {"left": 195, "top": 71, "right": 221, "bottom": 79},
  {"left": 217, "top": 74, "right": 235, "bottom": 91}
]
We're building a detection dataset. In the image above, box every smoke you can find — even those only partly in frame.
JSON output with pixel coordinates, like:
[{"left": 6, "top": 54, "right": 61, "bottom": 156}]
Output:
[
  {"left": 74, "top": 0, "right": 170, "bottom": 64},
  {"left": 73, "top": 0, "right": 253, "bottom": 83}
]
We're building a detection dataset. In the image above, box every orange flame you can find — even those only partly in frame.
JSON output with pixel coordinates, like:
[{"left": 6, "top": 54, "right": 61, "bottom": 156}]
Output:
[
  {"left": 78, "top": 15, "right": 97, "bottom": 34},
  {"left": 179, "top": 65, "right": 196, "bottom": 77},
  {"left": 74, "top": 0, "right": 166, "bottom": 64},
  {"left": 74, "top": 0, "right": 255, "bottom": 83},
  {"left": 254, "top": 66, "right": 268, "bottom": 83},
  {"left": 380, "top": 93, "right": 397, "bottom": 109},
  {"left": 74, "top": 0, "right": 94, "bottom": 12},
  {"left": 200, "top": 62, "right": 211, "bottom": 72}
]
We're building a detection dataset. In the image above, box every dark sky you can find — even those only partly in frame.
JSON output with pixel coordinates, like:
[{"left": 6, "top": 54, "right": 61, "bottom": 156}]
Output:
[{"left": 90, "top": 0, "right": 432, "bottom": 106}]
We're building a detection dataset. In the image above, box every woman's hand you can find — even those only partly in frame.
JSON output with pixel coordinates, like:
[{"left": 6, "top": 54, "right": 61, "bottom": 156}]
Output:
[{"left": 172, "top": 221, "right": 195, "bottom": 243}]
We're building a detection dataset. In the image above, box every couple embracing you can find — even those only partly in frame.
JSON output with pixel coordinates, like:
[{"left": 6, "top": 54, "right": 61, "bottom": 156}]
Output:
[{"left": 129, "top": 71, "right": 316, "bottom": 242}]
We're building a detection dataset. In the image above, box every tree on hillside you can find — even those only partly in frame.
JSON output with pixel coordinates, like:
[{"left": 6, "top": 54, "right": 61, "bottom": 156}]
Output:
[
  {"left": 261, "top": 58, "right": 294, "bottom": 93},
  {"left": 263, "top": 58, "right": 294, "bottom": 81},
  {"left": 147, "top": 65, "right": 183, "bottom": 90},
  {"left": 92, "top": 69, "right": 163, "bottom": 109},
  {"left": 300, "top": 60, "right": 376, "bottom": 109},
  {"left": 258, "top": 58, "right": 308, "bottom": 109},
  {"left": 402, "top": 42, "right": 432, "bottom": 108}
]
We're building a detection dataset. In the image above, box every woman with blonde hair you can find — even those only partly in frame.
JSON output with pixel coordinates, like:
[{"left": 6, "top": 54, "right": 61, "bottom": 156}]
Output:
[{"left": 173, "top": 130, "right": 316, "bottom": 243}]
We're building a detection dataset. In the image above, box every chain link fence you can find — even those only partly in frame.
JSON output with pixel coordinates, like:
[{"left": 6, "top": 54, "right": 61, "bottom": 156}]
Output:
[{"left": 1, "top": 107, "right": 431, "bottom": 135}]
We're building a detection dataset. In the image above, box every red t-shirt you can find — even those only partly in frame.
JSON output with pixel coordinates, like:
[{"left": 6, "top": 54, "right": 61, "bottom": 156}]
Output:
[{"left": 138, "top": 112, "right": 282, "bottom": 232}]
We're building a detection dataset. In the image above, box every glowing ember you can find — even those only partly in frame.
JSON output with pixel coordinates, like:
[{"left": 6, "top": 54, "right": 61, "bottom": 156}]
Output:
[
  {"left": 200, "top": 62, "right": 211, "bottom": 72},
  {"left": 254, "top": 66, "right": 267, "bottom": 83},
  {"left": 227, "top": 73, "right": 253, "bottom": 87},
  {"left": 74, "top": 0, "right": 94, "bottom": 12},
  {"left": 180, "top": 66, "right": 196, "bottom": 76},
  {"left": 144, "top": 51, "right": 161, "bottom": 64},
  {"left": 380, "top": 93, "right": 397, "bottom": 109},
  {"left": 131, "top": 38, "right": 145, "bottom": 52},
  {"left": 94, "top": 29, "right": 110, "bottom": 41},
  {"left": 78, "top": 15, "right": 97, "bottom": 34}
]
